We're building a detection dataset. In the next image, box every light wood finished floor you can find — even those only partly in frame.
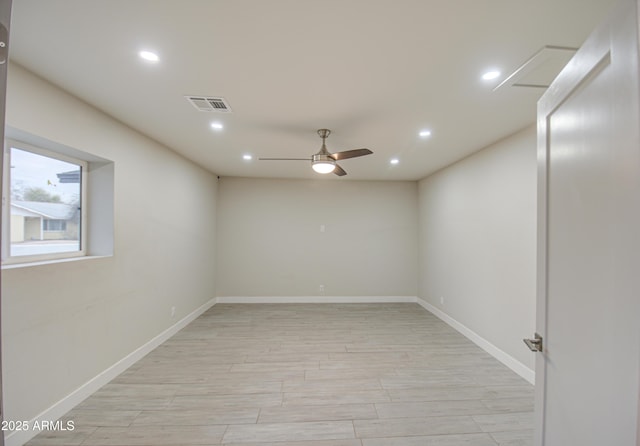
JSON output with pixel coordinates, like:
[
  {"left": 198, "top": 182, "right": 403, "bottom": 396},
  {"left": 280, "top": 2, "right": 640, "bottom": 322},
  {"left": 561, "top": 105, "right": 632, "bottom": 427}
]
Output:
[{"left": 26, "top": 303, "right": 534, "bottom": 446}]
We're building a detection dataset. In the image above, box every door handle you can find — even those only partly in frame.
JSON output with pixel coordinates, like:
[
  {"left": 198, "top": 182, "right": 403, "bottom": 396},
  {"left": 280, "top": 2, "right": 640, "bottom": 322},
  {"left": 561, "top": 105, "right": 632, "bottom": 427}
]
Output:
[{"left": 523, "top": 333, "right": 543, "bottom": 352}]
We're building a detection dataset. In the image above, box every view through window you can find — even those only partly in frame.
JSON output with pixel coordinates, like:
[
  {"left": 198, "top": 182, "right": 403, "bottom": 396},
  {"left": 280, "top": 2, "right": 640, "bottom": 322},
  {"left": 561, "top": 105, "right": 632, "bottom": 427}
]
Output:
[{"left": 5, "top": 145, "right": 84, "bottom": 259}]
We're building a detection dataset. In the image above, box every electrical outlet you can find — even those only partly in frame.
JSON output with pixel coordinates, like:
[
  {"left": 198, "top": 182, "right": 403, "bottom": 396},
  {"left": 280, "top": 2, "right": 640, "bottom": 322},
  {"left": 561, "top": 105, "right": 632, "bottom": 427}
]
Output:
[
  {"left": 171, "top": 306, "right": 176, "bottom": 318},
  {"left": 440, "top": 296, "right": 444, "bottom": 305},
  {"left": 319, "top": 285, "right": 325, "bottom": 295}
]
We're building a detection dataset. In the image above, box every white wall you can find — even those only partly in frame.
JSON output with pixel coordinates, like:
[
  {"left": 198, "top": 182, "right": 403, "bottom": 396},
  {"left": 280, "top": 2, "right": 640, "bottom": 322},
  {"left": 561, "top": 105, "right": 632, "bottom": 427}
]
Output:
[
  {"left": 2, "top": 64, "right": 218, "bottom": 424},
  {"left": 216, "top": 177, "right": 418, "bottom": 298},
  {"left": 418, "top": 126, "right": 537, "bottom": 371}
]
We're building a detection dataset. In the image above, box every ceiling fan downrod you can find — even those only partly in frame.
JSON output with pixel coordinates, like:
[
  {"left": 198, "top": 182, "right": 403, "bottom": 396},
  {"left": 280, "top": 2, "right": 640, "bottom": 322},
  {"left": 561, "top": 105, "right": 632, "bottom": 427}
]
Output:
[{"left": 317, "top": 129, "right": 331, "bottom": 155}]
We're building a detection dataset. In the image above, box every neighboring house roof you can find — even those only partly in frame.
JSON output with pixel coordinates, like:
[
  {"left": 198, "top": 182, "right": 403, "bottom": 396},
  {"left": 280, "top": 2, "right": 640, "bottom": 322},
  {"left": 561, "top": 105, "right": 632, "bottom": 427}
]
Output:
[
  {"left": 12, "top": 200, "right": 76, "bottom": 220},
  {"left": 56, "top": 170, "right": 81, "bottom": 183}
]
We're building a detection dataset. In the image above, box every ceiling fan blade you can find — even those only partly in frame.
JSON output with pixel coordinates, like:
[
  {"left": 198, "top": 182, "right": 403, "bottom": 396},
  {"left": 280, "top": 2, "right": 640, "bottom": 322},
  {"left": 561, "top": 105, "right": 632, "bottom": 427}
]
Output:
[
  {"left": 333, "top": 164, "right": 347, "bottom": 176},
  {"left": 258, "top": 157, "right": 311, "bottom": 161},
  {"left": 330, "top": 148, "right": 373, "bottom": 160}
]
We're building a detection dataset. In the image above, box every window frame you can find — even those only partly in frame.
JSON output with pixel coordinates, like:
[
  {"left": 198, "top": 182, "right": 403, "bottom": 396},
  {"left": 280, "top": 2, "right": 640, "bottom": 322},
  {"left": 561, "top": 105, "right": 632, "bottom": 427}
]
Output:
[{"left": 2, "top": 139, "right": 88, "bottom": 264}]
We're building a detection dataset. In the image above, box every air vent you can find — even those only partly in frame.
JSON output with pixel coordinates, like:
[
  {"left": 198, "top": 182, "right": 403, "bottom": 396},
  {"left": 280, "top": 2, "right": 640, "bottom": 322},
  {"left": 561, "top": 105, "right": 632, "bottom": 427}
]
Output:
[
  {"left": 185, "top": 96, "right": 233, "bottom": 113},
  {"left": 494, "top": 45, "right": 578, "bottom": 91}
]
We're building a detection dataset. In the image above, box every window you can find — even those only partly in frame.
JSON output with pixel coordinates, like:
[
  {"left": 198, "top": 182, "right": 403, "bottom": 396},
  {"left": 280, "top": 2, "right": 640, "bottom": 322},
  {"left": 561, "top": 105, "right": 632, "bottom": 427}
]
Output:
[
  {"left": 43, "top": 220, "right": 67, "bottom": 232},
  {"left": 2, "top": 141, "right": 87, "bottom": 263}
]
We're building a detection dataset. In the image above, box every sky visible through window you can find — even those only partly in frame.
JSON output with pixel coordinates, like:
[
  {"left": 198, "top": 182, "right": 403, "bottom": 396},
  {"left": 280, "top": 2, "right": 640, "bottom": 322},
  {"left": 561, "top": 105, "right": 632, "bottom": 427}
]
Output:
[{"left": 11, "top": 147, "right": 80, "bottom": 203}]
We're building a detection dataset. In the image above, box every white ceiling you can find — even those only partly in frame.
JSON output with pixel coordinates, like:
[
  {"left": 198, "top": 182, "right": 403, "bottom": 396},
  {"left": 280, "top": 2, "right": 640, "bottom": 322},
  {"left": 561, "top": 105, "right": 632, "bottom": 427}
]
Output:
[{"left": 8, "top": 0, "right": 616, "bottom": 181}]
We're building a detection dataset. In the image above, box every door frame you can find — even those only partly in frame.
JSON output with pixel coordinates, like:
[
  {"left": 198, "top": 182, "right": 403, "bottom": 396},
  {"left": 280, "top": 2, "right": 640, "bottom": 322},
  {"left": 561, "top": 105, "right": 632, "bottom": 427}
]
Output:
[{"left": 0, "top": 1, "right": 11, "bottom": 445}]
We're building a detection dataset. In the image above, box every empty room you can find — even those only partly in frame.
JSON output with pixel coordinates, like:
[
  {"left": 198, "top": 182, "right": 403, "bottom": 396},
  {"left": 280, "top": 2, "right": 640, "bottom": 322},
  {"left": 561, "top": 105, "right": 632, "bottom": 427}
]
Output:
[{"left": 1, "top": 1, "right": 639, "bottom": 446}]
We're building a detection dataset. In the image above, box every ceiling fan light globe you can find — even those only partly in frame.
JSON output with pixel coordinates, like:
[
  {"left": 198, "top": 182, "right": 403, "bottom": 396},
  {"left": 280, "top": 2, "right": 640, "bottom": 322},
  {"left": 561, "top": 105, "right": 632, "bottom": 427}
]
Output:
[{"left": 312, "top": 161, "right": 336, "bottom": 174}]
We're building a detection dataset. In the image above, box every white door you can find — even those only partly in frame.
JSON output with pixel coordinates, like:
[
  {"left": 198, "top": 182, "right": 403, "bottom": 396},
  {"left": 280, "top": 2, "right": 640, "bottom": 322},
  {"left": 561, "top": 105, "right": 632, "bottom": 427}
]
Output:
[{"left": 534, "top": 0, "right": 640, "bottom": 444}]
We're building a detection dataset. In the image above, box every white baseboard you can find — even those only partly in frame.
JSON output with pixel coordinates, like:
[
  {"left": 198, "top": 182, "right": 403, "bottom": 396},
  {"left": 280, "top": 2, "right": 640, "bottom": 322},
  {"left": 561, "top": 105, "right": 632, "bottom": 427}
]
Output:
[
  {"left": 5, "top": 297, "right": 217, "bottom": 446},
  {"left": 415, "top": 297, "right": 535, "bottom": 385},
  {"left": 216, "top": 296, "right": 417, "bottom": 304}
]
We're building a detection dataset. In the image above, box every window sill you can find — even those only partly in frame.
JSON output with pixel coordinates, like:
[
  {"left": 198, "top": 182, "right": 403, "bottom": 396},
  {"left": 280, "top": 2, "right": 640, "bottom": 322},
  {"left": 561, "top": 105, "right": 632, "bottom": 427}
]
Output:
[{"left": 1, "top": 254, "right": 112, "bottom": 270}]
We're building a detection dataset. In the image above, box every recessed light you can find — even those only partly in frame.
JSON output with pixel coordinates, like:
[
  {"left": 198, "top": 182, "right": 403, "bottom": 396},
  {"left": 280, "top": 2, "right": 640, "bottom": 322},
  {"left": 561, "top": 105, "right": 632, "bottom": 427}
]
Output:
[
  {"left": 210, "top": 122, "right": 224, "bottom": 131},
  {"left": 243, "top": 154, "right": 252, "bottom": 161},
  {"left": 390, "top": 158, "right": 399, "bottom": 165},
  {"left": 482, "top": 70, "right": 501, "bottom": 80},
  {"left": 419, "top": 130, "right": 432, "bottom": 138},
  {"left": 139, "top": 50, "right": 159, "bottom": 63}
]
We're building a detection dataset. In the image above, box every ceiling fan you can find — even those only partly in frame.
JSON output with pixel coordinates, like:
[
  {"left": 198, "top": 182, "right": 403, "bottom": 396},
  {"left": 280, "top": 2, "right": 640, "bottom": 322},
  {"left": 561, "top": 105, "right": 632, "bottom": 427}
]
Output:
[{"left": 259, "top": 129, "right": 373, "bottom": 176}]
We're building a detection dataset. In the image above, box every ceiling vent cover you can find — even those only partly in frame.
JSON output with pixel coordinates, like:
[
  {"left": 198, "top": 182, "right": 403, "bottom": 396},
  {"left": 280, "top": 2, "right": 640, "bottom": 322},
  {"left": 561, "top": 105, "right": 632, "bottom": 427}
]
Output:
[
  {"left": 494, "top": 45, "right": 578, "bottom": 91},
  {"left": 185, "top": 96, "right": 233, "bottom": 113}
]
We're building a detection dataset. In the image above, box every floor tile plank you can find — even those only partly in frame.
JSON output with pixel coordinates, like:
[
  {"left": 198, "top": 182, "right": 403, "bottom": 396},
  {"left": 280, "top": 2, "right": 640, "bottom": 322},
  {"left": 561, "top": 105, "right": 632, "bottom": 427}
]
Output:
[
  {"left": 353, "top": 415, "right": 482, "bottom": 438},
  {"left": 222, "top": 421, "right": 355, "bottom": 443},
  {"left": 258, "top": 403, "right": 377, "bottom": 423},
  {"left": 361, "top": 433, "right": 498, "bottom": 446}
]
